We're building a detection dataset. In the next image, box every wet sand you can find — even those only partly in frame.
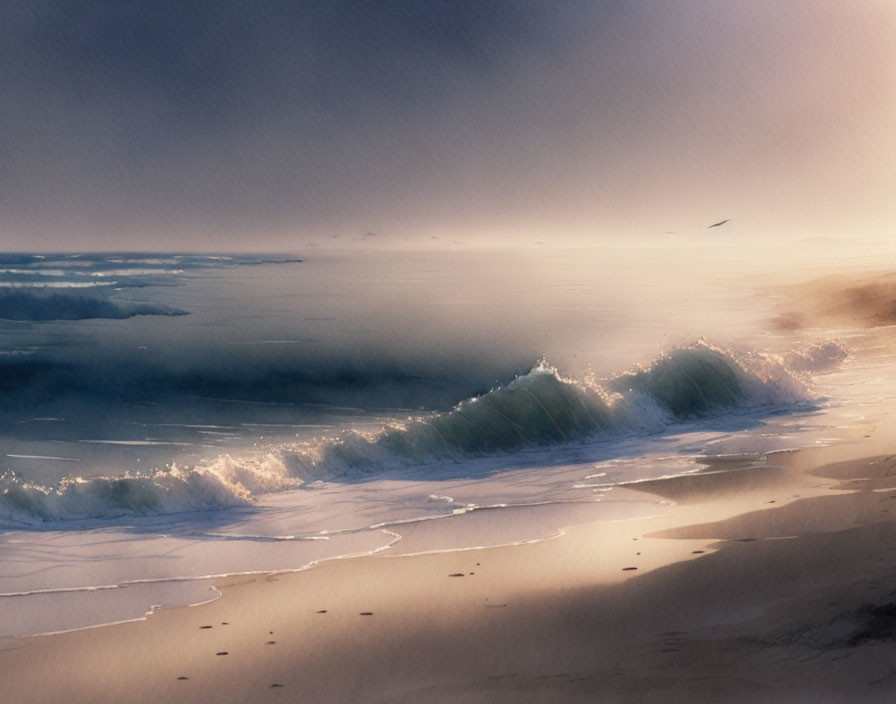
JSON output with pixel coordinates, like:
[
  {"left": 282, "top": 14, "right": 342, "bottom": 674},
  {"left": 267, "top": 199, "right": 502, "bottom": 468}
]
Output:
[{"left": 3, "top": 442, "right": 896, "bottom": 702}]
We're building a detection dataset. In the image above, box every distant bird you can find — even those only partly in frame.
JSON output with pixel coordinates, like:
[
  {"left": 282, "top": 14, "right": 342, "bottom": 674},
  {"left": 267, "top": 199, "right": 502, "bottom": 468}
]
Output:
[{"left": 707, "top": 219, "right": 730, "bottom": 229}]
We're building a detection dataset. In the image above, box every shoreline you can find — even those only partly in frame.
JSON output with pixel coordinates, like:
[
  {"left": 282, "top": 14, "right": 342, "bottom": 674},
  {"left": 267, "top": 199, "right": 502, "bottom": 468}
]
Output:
[
  {"left": 0, "top": 494, "right": 664, "bottom": 640},
  {"left": 0, "top": 436, "right": 838, "bottom": 641},
  {"left": 4, "top": 440, "right": 896, "bottom": 702}
]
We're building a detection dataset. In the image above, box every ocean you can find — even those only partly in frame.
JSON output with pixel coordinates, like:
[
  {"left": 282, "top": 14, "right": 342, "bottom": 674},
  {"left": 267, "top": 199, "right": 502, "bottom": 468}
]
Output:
[{"left": 0, "top": 244, "right": 884, "bottom": 636}]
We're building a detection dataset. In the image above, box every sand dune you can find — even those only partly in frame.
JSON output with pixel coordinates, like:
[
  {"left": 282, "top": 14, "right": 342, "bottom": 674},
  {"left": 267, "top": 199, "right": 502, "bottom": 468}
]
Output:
[{"left": 774, "top": 271, "right": 896, "bottom": 329}]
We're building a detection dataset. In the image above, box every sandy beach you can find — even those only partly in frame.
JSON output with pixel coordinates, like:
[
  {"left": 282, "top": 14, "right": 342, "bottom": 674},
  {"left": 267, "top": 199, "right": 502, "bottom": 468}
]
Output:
[{"left": 4, "top": 437, "right": 896, "bottom": 703}]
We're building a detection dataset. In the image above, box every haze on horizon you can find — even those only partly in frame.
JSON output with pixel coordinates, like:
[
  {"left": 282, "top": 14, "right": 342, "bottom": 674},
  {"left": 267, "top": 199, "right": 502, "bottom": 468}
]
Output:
[{"left": 2, "top": 1, "right": 894, "bottom": 251}]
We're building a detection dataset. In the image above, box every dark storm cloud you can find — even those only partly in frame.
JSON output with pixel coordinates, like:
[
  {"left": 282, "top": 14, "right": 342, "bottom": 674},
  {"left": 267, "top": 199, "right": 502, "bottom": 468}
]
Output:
[
  {"left": 1, "top": 1, "right": 893, "bottom": 248},
  {"left": 16, "top": 1, "right": 539, "bottom": 116},
  {"left": 2, "top": 0, "right": 592, "bottom": 245}
]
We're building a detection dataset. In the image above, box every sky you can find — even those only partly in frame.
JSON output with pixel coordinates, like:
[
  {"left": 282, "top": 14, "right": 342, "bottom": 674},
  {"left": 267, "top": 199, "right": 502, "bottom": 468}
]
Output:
[{"left": 2, "top": 1, "right": 895, "bottom": 250}]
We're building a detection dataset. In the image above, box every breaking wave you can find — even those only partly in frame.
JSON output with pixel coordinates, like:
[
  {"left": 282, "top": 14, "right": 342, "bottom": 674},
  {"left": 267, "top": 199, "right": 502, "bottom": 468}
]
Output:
[{"left": 0, "top": 341, "right": 836, "bottom": 526}]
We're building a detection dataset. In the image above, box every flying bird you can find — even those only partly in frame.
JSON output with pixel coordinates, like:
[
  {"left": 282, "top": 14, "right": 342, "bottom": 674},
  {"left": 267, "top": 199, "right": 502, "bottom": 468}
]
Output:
[{"left": 707, "top": 219, "right": 730, "bottom": 229}]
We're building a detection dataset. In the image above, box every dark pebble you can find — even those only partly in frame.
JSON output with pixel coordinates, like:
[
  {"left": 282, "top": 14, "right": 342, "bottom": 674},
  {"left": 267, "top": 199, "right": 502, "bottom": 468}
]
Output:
[
  {"left": 266, "top": 641, "right": 276, "bottom": 645},
  {"left": 692, "top": 550, "right": 704, "bottom": 554},
  {"left": 316, "top": 610, "right": 327, "bottom": 614},
  {"left": 449, "top": 573, "right": 465, "bottom": 577},
  {"left": 199, "top": 625, "right": 212, "bottom": 629},
  {"left": 216, "top": 652, "right": 228, "bottom": 656},
  {"left": 359, "top": 612, "right": 373, "bottom": 616},
  {"left": 221, "top": 622, "right": 230, "bottom": 625},
  {"left": 177, "top": 676, "right": 189, "bottom": 681},
  {"left": 622, "top": 567, "right": 637, "bottom": 571},
  {"left": 271, "top": 683, "right": 284, "bottom": 688}
]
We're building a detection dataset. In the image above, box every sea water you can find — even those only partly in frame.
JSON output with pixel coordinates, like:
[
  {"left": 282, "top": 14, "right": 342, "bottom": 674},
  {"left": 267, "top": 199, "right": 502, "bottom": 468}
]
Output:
[{"left": 0, "top": 244, "right": 885, "bottom": 636}]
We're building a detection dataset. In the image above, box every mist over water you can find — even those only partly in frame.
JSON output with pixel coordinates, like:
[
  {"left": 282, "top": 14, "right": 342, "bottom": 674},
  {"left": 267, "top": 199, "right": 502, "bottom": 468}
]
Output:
[{"left": 0, "top": 247, "right": 765, "bottom": 476}]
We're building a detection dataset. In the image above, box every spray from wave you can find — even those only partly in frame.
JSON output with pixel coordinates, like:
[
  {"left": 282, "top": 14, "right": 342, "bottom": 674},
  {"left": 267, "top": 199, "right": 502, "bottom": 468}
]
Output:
[
  {"left": 783, "top": 341, "right": 849, "bottom": 373},
  {"left": 0, "top": 341, "right": 840, "bottom": 526}
]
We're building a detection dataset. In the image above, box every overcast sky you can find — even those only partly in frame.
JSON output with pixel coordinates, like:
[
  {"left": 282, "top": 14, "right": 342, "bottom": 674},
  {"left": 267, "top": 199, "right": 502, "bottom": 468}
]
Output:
[{"left": 2, "top": 1, "right": 894, "bottom": 250}]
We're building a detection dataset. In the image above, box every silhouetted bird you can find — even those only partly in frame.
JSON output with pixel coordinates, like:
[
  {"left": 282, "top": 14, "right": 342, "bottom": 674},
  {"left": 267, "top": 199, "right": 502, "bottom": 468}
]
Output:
[{"left": 707, "top": 219, "right": 730, "bottom": 229}]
